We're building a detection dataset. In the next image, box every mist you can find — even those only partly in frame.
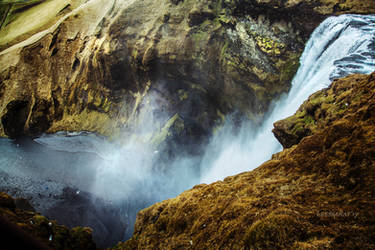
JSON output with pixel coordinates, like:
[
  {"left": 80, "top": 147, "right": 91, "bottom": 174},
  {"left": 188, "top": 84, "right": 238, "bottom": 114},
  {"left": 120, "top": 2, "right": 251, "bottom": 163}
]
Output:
[
  {"left": 0, "top": 14, "right": 374, "bottom": 247},
  {"left": 200, "top": 14, "right": 375, "bottom": 183}
]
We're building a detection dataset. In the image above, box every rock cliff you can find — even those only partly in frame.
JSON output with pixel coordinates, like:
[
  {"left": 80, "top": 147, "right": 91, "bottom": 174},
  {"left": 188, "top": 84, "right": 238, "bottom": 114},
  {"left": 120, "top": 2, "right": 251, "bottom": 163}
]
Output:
[
  {"left": 115, "top": 72, "right": 375, "bottom": 249},
  {"left": 1, "top": 0, "right": 373, "bottom": 146}
]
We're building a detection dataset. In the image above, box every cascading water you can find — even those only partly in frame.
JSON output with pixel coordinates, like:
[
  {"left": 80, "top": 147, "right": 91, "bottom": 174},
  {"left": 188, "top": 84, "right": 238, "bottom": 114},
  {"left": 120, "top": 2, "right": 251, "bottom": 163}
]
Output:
[
  {"left": 200, "top": 14, "right": 375, "bottom": 183},
  {"left": 0, "top": 13, "right": 374, "bottom": 247}
]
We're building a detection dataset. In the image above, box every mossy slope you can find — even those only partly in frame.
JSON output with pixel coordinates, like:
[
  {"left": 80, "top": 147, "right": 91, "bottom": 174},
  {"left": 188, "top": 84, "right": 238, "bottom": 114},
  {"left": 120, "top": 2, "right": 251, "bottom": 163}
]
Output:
[
  {"left": 115, "top": 72, "right": 375, "bottom": 249},
  {"left": 273, "top": 73, "right": 375, "bottom": 148}
]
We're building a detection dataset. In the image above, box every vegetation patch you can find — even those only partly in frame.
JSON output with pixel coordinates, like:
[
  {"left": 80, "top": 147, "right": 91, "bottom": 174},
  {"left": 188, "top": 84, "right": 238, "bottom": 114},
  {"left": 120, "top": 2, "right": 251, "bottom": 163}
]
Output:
[{"left": 244, "top": 213, "right": 305, "bottom": 248}]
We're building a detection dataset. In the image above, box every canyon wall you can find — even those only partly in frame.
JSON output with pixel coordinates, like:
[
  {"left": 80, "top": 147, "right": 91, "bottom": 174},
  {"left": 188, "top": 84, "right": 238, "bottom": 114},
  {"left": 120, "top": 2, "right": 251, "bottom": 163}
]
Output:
[{"left": 1, "top": 0, "right": 373, "bottom": 146}]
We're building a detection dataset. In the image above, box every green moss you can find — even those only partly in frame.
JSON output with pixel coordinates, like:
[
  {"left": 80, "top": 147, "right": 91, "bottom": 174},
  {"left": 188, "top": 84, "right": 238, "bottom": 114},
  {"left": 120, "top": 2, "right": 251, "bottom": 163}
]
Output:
[
  {"left": 31, "top": 215, "right": 51, "bottom": 239},
  {"left": 191, "top": 83, "right": 206, "bottom": 93},
  {"left": 132, "top": 48, "right": 138, "bottom": 60},
  {"left": 223, "top": 54, "right": 249, "bottom": 73},
  {"left": 291, "top": 122, "right": 305, "bottom": 135},
  {"left": 48, "top": 225, "right": 69, "bottom": 248},
  {"left": 217, "top": 14, "right": 231, "bottom": 25},
  {"left": 220, "top": 40, "right": 229, "bottom": 61},
  {"left": 339, "top": 102, "right": 349, "bottom": 110},
  {"left": 0, "top": 4, "right": 12, "bottom": 29},
  {"left": 303, "top": 115, "right": 314, "bottom": 125},
  {"left": 32, "top": 215, "right": 48, "bottom": 225},
  {"left": 280, "top": 53, "right": 301, "bottom": 83}
]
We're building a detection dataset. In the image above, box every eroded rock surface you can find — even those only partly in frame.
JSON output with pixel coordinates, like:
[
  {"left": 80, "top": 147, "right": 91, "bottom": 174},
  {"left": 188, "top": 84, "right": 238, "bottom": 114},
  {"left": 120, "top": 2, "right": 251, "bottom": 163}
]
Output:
[
  {"left": 1, "top": 0, "right": 373, "bottom": 144},
  {"left": 115, "top": 72, "right": 375, "bottom": 249}
]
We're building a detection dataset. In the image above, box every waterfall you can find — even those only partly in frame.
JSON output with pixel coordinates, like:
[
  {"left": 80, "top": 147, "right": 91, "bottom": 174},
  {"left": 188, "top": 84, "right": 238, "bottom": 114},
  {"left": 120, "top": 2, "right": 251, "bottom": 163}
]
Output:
[
  {"left": 200, "top": 14, "right": 375, "bottom": 183},
  {"left": 1, "top": 13, "right": 374, "bottom": 246}
]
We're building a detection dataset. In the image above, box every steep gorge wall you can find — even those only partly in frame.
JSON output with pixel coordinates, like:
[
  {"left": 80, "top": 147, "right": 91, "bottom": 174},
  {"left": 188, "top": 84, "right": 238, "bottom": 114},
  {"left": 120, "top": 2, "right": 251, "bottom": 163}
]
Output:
[{"left": 0, "top": 0, "right": 374, "bottom": 147}]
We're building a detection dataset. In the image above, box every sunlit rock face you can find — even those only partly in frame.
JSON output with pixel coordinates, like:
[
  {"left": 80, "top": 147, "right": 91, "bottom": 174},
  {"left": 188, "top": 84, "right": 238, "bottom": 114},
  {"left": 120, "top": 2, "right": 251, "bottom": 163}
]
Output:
[{"left": 2, "top": 0, "right": 372, "bottom": 144}]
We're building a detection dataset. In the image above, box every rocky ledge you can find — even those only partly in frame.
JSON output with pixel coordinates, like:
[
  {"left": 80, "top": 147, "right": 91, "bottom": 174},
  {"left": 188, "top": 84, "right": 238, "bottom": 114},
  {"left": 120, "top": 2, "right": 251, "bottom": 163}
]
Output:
[
  {"left": 0, "top": 192, "right": 96, "bottom": 249},
  {"left": 114, "top": 72, "right": 375, "bottom": 249}
]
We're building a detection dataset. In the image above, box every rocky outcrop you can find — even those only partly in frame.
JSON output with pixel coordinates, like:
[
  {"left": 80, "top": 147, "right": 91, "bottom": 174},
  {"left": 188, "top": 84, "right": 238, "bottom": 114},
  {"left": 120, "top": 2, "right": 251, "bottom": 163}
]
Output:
[
  {"left": 273, "top": 72, "right": 375, "bottom": 148},
  {"left": 1, "top": 0, "right": 373, "bottom": 144},
  {"left": 115, "top": 72, "right": 375, "bottom": 249},
  {"left": 0, "top": 192, "right": 96, "bottom": 249}
]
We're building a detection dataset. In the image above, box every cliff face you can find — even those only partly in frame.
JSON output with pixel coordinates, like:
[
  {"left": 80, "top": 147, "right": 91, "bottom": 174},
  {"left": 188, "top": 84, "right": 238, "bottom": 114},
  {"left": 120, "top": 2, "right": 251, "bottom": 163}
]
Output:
[
  {"left": 1, "top": 0, "right": 373, "bottom": 143},
  {"left": 116, "top": 72, "right": 375, "bottom": 249}
]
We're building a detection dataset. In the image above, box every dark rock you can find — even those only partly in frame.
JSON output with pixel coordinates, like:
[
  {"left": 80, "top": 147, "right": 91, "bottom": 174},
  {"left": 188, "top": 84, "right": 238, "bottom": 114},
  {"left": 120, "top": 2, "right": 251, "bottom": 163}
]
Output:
[
  {"left": 14, "top": 198, "right": 35, "bottom": 212},
  {"left": 44, "top": 187, "right": 127, "bottom": 248},
  {"left": 188, "top": 9, "right": 215, "bottom": 27},
  {"left": 1, "top": 100, "right": 29, "bottom": 138},
  {"left": 0, "top": 192, "right": 16, "bottom": 211},
  {"left": 0, "top": 192, "right": 97, "bottom": 250}
]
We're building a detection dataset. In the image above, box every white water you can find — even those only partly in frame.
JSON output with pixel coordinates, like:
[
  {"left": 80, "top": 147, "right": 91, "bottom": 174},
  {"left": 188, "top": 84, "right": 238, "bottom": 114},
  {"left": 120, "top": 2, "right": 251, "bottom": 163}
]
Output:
[
  {"left": 1, "top": 13, "right": 375, "bottom": 246},
  {"left": 200, "top": 14, "right": 375, "bottom": 183}
]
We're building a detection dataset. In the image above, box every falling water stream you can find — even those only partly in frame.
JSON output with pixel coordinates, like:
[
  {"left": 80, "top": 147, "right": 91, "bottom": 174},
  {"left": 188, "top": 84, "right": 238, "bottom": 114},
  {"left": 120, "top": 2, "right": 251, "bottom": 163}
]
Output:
[
  {"left": 200, "top": 14, "right": 375, "bottom": 183},
  {"left": 0, "top": 14, "right": 374, "bottom": 247}
]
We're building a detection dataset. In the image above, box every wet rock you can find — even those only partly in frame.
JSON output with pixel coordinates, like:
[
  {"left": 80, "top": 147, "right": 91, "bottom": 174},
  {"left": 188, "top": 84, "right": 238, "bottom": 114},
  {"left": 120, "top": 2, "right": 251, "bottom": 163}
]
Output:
[
  {"left": 44, "top": 187, "right": 127, "bottom": 248},
  {"left": 1, "top": 100, "right": 29, "bottom": 138},
  {"left": 0, "top": 192, "right": 16, "bottom": 211},
  {"left": 14, "top": 198, "right": 35, "bottom": 212},
  {"left": 188, "top": 9, "right": 215, "bottom": 27}
]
